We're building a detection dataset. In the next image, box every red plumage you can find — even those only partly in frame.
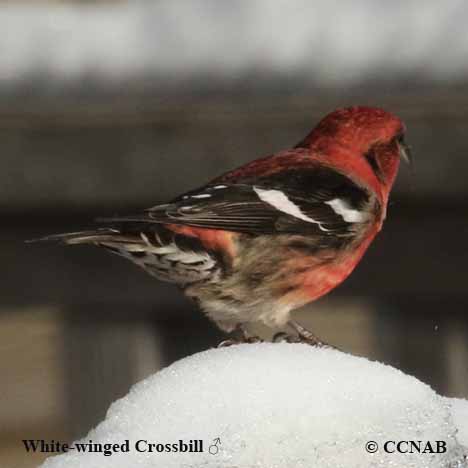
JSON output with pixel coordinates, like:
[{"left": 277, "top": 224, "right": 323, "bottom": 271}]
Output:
[{"left": 40, "top": 106, "right": 410, "bottom": 345}]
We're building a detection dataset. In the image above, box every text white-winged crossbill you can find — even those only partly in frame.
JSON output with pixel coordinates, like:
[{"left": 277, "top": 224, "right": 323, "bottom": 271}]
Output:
[{"left": 39, "top": 106, "right": 411, "bottom": 345}]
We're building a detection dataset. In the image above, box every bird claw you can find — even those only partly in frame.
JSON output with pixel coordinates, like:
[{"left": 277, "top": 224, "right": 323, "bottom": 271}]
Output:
[
  {"left": 272, "top": 321, "right": 336, "bottom": 348},
  {"left": 217, "top": 327, "right": 263, "bottom": 347},
  {"left": 272, "top": 331, "right": 325, "bottom": 346},
  {"left": 243, "top": 336, "right": 263, "bottom": 343},
  {"left": 294, "top": 335, "right": 328, "bottom": 347},
  {"left": 219, "top": 323, "right": 333, "bottom": 348},
  {"left": 217, "top": 339, "right": 242, "bottom": 348},
  {"left": 217, "top": 337, "right": 263, "bottom": 347},
  {"left": 272, "top": 332, "right": 290, "bottom": 342}
]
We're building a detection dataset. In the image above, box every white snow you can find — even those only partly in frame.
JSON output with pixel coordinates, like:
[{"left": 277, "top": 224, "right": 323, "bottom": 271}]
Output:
[
  {"left": 1, "top": 1, "right": 468, "bottom": 89},
  {"left": 447, "top": 398, "right": 468, "bottom": 448},
  {"left": 40, "top": 343, "right": 467, "bottom": 468}
]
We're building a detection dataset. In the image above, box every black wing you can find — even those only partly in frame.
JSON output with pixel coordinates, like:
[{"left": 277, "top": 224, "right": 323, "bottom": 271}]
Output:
[{"left": 104, "top": 167, "right": 375, "bottom": 241}]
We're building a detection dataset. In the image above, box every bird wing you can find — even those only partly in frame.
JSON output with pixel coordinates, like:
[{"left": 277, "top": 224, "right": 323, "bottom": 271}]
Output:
[{"left": 104, "top": 167, "right": 374, "bottom": 242}]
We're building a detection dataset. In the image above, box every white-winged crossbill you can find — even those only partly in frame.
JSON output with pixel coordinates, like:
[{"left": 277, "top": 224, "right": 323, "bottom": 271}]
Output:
[{"left": 39, "top": 106, "right": 411, "bottom": 344}]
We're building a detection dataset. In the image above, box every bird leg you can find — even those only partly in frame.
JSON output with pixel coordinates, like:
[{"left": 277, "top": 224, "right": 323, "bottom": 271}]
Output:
[
  {"left": 218, "top": 324, "right": 263, "bottom": 347},
  {"left": 283, "top": 320, "right": 334, "bottom": 348}
]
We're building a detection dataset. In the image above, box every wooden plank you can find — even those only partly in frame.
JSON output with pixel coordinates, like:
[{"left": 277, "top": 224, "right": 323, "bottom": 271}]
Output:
[{"left": 0, "top": 92, "right": 467, "bottom": 211}]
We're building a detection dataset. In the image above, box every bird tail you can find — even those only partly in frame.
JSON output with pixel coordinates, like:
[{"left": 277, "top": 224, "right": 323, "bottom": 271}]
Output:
[{"left": 26, "top": 228, "right": 131, "bottom": 246}]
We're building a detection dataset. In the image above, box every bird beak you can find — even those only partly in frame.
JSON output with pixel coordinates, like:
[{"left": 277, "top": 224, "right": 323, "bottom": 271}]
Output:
[{"left": 398, "top": 137, "right": 413, "bottom": 169}]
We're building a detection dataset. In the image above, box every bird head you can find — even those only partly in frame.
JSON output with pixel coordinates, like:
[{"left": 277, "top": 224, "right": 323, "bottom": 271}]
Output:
[{"left": 297, "top": 106, "right": 412, "bottom": 200}]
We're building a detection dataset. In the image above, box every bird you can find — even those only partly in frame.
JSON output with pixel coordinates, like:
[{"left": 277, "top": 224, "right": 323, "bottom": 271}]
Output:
[{"left": 36, "top": 106, "right": 411, "bottom": 346}]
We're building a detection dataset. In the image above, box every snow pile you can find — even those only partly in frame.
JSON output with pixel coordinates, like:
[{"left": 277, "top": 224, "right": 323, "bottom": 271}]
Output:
[
  {"left": 1, "top": 1, "right": 468, "bottom": 89},
  {"left": 41, "top": 343, "right": 467, "bottom": 468},
  {"left": 447, "top": 398, "right": 468, "bottom": 448}
]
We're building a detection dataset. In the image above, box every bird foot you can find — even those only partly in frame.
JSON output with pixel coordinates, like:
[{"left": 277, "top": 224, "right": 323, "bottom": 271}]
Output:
[
  {"left": 272, "top": 331, "right": 322, "bottom": 346},
  {"left": 218, "top": 325, "right": 263, "bottom": 347},
  {"left": 271, "top": 321, "right": 336, "bottom": 348},
  {"left": 272, "top": 331, "right": 293, "bottom": 343},
  {"left": 217, "top": 336, "right": 263, "bottom": 348},
  {"left": 273, "top": 332, "right": 332, "bottom": 348},
  {"left": 217, "top": 339, "right": 242, "bottom": 348},
  {"left": 292, "top": 334, "right": 328, "bottom": 347}
]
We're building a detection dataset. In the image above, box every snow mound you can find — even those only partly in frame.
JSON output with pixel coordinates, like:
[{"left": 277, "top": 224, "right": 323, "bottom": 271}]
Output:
[
  {"left": 1, "top": 1, "right": 468, "bottom": 89},
  {"left": 447, "top": 398, "right": 468, "bottom": 448},
  {"left": 41, "top": 343, "right": 467, "bottom": 468}
]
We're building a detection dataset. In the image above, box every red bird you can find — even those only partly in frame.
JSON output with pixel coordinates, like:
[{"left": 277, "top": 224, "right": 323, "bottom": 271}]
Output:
[{"left": 42, "top": 106, "right": 411, "bottom": 345}]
